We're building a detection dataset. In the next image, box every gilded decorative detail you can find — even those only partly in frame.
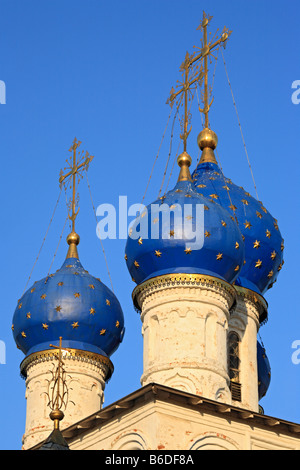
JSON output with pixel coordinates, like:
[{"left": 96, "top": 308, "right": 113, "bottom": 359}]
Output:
[
  {"left": 132, "top": 272, "right": 236, "bottom": 313},
  {"left": 20, "top": 348, "right": 114, "bottom": 380},
  {"left": 72, "top": 322, "right": 79, "bottom": 329},
  {"left": 253, "top": 240, "right": 261, "bottom": 249},
  {"left": 59, "top": 138, "right": 94, "bottom": 240},
  {"left": 155, "top": 250, "right": 162, "bottom": 257},
  {"left": 216, "top": 253, "right": 223, "bottom": 260},
  {"left": 255, "top": 259, "right": 262, "bottom": 268},
  {"left": 42, "top": 323, "right": 49, "bottom": 330},
  {"left": 106, "top": 299, "right": 111, "bottom": 306},
  {"left": 265, "top": 229, "right": 271, "bottom": 239}
]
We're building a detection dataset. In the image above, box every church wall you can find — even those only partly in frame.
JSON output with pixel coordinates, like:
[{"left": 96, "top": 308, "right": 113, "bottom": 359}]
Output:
[{"left": 67, "top": 398, "right": 300, "bottom": 451}]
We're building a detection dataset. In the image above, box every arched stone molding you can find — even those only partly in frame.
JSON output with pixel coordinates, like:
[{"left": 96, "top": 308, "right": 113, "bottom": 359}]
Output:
[
  {"left": 189, "top": 432, "right": 240, "bottom": 450},
  {"left": 111, "top": 429, "right": 151, "bottom": 450}
]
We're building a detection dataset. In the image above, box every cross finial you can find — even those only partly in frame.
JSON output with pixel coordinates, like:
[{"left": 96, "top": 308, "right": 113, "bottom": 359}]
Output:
[
  {"left": 59, "top": 138, "right": 94, "bottom": 258},
  {"left": 196, "top": 11, "right": 231, "bottom": 128},
  {"left": 167, "top": 12, "right": 232, "bottom": 154},
  {"left": 47, "top": 337, "right": 72, "bottom": 431}
]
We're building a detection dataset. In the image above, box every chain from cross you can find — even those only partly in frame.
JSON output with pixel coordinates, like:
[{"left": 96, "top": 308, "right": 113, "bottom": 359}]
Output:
[
  {"left": 167, "top": 12, "right": 232, "bottom": 150},
  {"left": 59, "top": 138, "right": 94, "bottom": 233}
]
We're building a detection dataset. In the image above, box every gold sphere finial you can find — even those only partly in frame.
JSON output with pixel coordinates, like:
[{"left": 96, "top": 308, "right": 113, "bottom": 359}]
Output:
[
  {"left": 177, "top": 151, "right": 192, "bottom": 168},
  {"left": 50, "top": 409, "right": 64, "bottom": 422},
  {"left": 197, "top": 127, "right": 218, "bottom": 150},
  {"left": 66, "top": 232, "right": 80, "bottom": 259},
  {"left": 67, "top": 232, "right": 80, "bottom": 246},
  {"left": 177, "top": 151, "right": 192, "bottom": 182}
]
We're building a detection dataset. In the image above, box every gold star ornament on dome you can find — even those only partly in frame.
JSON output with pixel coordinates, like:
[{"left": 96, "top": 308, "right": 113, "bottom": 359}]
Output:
[
  {"left": 266, "top": 229, "right": 271, "bottom": 239},
  {"left": 244, "top": 221, "right": 252, "bottom": 229}
]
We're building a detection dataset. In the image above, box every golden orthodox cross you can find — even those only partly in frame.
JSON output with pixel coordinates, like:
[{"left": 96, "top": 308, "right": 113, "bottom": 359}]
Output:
[
  {"left": 59, "top": 138, "right": 94, "bottom": 233},
  {"left": 167, "top": 12, "right": 231, "bottom": 150}
]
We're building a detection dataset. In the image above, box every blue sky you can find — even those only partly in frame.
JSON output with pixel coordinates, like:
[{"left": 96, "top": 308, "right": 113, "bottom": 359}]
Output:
[{"left": 0, "top": 0, "right": 299, "bottom": 449}]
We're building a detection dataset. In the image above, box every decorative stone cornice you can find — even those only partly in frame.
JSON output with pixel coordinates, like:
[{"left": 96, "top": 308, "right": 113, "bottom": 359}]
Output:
[
  {"left": 20, "top": 348, "right": 114, "bottom": 381},
  {"left": 132, "top": 273, "right": 236, "bottom": 313},
  {"left": 234, "top": 286, "right": 268, "bottom": 325}
]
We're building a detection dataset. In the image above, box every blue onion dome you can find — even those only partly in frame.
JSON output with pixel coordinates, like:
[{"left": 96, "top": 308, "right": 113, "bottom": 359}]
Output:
[
  {"left": 125, "top": 151, "right": 245, "bottom": 286},
  {"left": 257, "top": 340, "right": 271, "bottom": 400},
  {"left": 192, "top": 128, "right": 284, "bottom": 296},
  {"left": 12, "top": 232, "right": 125, "bottom": 360}
]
